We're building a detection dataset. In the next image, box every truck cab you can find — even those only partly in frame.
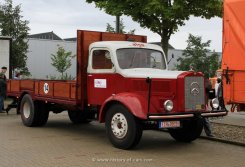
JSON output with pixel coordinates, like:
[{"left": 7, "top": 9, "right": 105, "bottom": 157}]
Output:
[
  {"left": 84, "top": 40, "right": 227, "bottom": 149},
  {"left": 87, "top": 41, "right": 169, "bottom": 106}
]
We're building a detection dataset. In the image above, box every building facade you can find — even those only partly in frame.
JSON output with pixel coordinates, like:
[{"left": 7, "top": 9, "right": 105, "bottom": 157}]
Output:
[{"left": 27, "top": 32, "right": 76, "bottom": 79}]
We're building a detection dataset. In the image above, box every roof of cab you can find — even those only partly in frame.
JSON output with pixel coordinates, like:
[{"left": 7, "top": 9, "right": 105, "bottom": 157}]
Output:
[{"left": 89, "top": 41, "right": 163, "bottom": 52}]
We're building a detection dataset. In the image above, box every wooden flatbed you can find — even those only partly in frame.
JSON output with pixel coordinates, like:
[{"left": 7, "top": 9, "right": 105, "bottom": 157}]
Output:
[{"left": 7, "top": 80, "right": 77, "bottom": 106}]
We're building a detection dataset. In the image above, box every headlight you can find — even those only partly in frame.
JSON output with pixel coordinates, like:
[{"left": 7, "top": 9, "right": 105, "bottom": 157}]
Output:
[
  {"left": 164, "top": 100, "right": 173, "bottom": 112},
  {"left": 211, "top": 98, "right": 219, "bottom": 109}
]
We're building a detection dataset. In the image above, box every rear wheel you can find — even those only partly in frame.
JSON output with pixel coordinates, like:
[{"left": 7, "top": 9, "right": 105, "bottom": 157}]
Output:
[
  {"left": 36, "top": 102, "right": 49, "bottom": 126},
  {"left": 20, "top": 94, "right": 49, "bottom": 127},
  {"left": 168, "top": 118, "right": 203, "bottom": 142},
  {"left": 105, "top": 104, "right": 142, "bottom": 149},
  {"left": 68, "top": 110, "right": 91, "bottom": 124}
]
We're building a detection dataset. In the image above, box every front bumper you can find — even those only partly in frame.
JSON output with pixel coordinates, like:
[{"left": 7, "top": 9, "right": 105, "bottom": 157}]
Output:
[{"left": 148, "top": 110, "right": 228, "bottom": 120}]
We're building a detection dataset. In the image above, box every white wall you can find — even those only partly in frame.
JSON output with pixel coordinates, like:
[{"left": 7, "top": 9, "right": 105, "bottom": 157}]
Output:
[
  {"left": 27, "top": 39, "right": 76, "bottom": 79},
  {"left": 167, "top": 49, "right": 185, "bottom": 70},
  {"left": 0, "top": 38, "right": 10, "bottom": 78}
]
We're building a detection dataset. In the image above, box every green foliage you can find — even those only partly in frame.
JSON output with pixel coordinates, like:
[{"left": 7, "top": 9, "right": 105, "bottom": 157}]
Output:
[
  {"left": 0, "top": 8, "right": 3, "bottom": 20},
  {"left": 0, "top": 0, "right": 30, "bottom": 74},
  {"left": 106, "top": 18, "right": 135, "bottom": 34},
  {"left": 176, "top": 34, "right": 220, "bottom": 78},
  {"left": 51, "top": 45, "right": 75, "bottom": 79},
  {"left": 61, "top": 73, "right": 75, "bottom": 80},
  {"left": 86, "top": 0, "right": 222, "bottom": 58},
  {"left": 46, "top": 75, "right": 57, "bottom": 80},
  {"left": 209, "top": 52, "right": 220, "bottom": 77},
  {"left": 45, "top": 73, "right": 74, "bottom": 80},
  {"left": 106, "top": 23, "right": 115, "bottom": 32},
  {"left": 16, "top": 67, "right": 31, "bottom": 77}
]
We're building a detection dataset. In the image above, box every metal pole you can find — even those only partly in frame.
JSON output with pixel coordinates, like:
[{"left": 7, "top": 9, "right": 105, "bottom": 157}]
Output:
[
  {"left": 116, "top": 15, "right": 120, "bottom": 33},
  {"left": 146, "top": 77, "right": 152, "bottom": 114}
]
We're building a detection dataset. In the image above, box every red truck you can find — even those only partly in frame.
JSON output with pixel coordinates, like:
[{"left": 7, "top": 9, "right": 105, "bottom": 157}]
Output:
[{"left": 7, "top": 30, "right": 227, "bottom": 149}]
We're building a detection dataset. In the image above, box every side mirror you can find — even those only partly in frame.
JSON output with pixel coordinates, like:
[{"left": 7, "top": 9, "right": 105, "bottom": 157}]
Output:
[
  {"left": 111, "top": 63, "right": 116, "bottom": 73},
  {"left": 167, "top": 54, "right": 174, "bottom": 64}
]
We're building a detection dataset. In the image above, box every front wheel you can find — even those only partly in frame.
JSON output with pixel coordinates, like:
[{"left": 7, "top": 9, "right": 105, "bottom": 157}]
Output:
[
  {"left": 168, "top": 118, "right": 203, "bottom": 142},
  {"left": 105, "top": 104, "right": 143, "bottom": 150}
]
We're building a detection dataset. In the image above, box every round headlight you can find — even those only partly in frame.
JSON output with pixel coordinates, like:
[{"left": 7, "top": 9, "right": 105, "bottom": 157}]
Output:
[
  {"left": 211, "top": 98, "right": 219, "bottom": 109},
  {"left": 164, "top": 100, "right": 173, "bottom": 112}
]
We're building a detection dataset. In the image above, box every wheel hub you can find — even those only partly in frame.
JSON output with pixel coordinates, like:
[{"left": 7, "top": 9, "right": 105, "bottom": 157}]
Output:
[
  {"left": 111, "top": 113, "right": 128, "bottom": 139},
  {"left": 23, "top": 102, "right": 31, "bottom": 118}
]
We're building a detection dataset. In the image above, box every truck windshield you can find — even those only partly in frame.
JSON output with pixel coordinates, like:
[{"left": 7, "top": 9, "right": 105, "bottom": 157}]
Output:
[{"left": 116, "top": 48, "right": 166, "bottom": 69}]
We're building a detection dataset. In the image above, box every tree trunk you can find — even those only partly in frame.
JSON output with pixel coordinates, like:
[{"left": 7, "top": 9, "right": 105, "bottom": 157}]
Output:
[
  {"left": 116, "top": 15, "right": 120, "bottom": 33},
  {"left": 161, "top": 36, "right": 169, "bottom": 61}
]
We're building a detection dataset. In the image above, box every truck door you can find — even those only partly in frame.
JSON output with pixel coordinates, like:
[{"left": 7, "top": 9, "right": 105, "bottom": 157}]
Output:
[{"left": 87, "top": 48, "right": 116, "bottom": 105}]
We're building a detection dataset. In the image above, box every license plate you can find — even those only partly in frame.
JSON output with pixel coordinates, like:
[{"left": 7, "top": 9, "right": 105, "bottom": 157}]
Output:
[
  {"left": 159, "top": 121, "right": 180, "bottom": 129},
  {"left": 196, "top": 105, "right": 202, "bottom": 110}
]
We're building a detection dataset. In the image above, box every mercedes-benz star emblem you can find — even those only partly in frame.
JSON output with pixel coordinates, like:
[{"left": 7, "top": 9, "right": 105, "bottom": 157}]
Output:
[{"left": 190, "top": 82, "right": 200, "bottom": 96}]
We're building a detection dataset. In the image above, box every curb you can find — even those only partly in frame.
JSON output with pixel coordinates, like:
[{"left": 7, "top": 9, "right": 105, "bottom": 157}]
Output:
[
  {"left": 200, "top": 136, "right": 245, "bottom": 147},
  {"left": 160, "top": 129, "right": 245, "bottom": 147},
  {"left": 210, "top": 121, "right": 245, "bottom": 128}
]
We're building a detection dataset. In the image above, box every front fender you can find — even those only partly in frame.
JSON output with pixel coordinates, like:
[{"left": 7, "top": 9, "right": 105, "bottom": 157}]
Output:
[{"left": 99, "top": 92, "right": 148, "bottom": 122}]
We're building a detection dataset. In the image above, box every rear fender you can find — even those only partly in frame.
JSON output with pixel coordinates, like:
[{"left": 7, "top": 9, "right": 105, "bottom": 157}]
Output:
[{"left": 99, "top": 92, "right": 148, "bottom": 122}]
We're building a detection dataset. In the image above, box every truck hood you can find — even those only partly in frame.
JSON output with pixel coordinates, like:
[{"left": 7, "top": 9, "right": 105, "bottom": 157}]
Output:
[{"left": 120, "top": 68, "right": 185, "bottom": 79}]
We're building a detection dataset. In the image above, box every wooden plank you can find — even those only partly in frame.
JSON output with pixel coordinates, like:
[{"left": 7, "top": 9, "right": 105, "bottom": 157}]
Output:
[
  {"left": 126, "top": 34, "right": 147, "bottom": 43},
  {"left": 20, "top": 80, "right": 34, "bottom": 90},
  {"left": 53, "top": 82, "right": 70, "bottom": 98},
  {"left": 70, "top": 83, "right": 76, "bottom": 99},
  {"left": 10, "top": 80, "right": 20, "bottom": 92},
  {"left": 102, "top": 33, "right": 126, "bottom": 41},
  {"left": 35, "top": 81, "right": 39, "bottom": 94}
]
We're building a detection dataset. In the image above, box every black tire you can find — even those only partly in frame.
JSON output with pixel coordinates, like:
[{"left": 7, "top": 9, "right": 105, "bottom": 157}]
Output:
[
  {"left": 105, "top": 104, "right": 143, "bottom": 150},
  {"left": 35, "top": 101, "right": 49, "bottom": 126},
  {"left": 168, "top": 118, "right": 203, "bottom": 142},
  {"left": 20, "top": 94, "right": 49, "bottom": 127},
  {"left": 17, "top": 100, "right": 21, "bottom": 115},
  {"left": 68, "top": 110, "right": 91, "bottom": 124}
]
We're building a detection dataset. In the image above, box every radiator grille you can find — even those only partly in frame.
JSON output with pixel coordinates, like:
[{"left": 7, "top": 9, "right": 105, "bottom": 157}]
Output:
[{"left": 184, "top": 76, "right": 205, "bottom": 110}]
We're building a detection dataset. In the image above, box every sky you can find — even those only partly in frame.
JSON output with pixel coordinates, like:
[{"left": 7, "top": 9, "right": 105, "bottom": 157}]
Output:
[{"left": 3, "top": 0, "right": 222, "bottom": 52}]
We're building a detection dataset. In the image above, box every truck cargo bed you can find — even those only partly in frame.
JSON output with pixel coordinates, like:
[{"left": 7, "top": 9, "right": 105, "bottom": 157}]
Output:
[{"left": 7, "top": 80, "right": 77, "bottom": 105}]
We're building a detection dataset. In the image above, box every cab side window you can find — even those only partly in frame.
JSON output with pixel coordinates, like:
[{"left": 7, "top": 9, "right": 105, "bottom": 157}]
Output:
[{"left": 92, "top": 50, "right": 113, "bottom": 69}]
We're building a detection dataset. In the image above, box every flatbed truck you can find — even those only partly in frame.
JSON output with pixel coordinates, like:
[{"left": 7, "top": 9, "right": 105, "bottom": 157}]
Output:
[{"left": 7, "top": 30, "right": 227, "bottom": 149}]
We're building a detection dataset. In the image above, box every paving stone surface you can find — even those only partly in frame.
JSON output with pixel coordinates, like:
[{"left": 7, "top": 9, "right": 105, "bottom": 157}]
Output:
[{"left": 0, "top": 111, "right": 244, "bottom": 167}]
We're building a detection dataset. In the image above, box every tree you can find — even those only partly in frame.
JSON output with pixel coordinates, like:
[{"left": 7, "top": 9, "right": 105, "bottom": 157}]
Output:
[
  {"left": 0, "top": 0, "right": 30, "bottom": 75},
  {"left": 209, "top": 52, "right": 220, "bottom": 77},
  {"left": 0, "top": 8, "right": 3, "bottom": 20},
  {"left": 51, "top": 46, "right": 75, "bottom": 79},
  {"left": 86, "top": 0, "right": 222, "bottom": 59},
  {"left": 176, "top": 34, "right": 219, "bottom": 78},
  {"left": 106, "top": 18, "right": 135, "bottom": 34}
]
